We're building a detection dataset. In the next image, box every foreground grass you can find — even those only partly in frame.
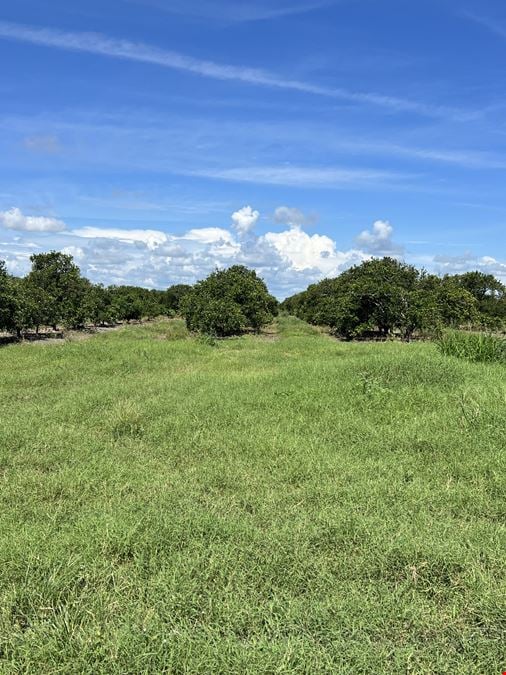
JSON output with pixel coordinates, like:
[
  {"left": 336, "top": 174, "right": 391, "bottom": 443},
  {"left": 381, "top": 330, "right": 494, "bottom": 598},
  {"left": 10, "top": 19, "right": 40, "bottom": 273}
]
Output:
[{"left": 0, "top": 317, "right": 505, "bottom": 674}]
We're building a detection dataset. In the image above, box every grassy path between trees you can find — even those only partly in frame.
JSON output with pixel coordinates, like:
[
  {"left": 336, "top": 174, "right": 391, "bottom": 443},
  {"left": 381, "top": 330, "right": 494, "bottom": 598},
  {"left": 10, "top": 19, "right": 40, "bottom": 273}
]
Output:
[{"left": 0, "top": 317, "right": 505, "bottom": 673}]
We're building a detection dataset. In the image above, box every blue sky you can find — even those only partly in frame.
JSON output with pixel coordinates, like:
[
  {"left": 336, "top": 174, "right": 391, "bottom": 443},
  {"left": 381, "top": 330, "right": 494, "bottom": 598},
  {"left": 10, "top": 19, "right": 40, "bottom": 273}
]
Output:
[{"left": 1, "top": 0, "right": 506, "bottom": 297}]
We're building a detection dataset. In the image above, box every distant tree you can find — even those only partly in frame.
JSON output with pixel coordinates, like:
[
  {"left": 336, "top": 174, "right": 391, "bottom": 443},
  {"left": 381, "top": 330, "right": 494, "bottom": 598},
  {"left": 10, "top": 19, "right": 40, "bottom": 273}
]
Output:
[
  {"left": 26, "top": 251, "right": 87, "bottom": 329},
  {"left": 181, "top": 266, "right": 277, "bottom": 336},
  {"left": 452, "top": 271, "right": 505, "bottom": 328},
  {"left": 110, "top": 288, "right": 144, "bottom": 323},
  {"left": 164, "top": 284, "right": 193, "bottom": 315},
  {"left": 453, "top": 271, "right": 504, "bottom": 302},
  {"left": 298, "top": 258, "right": 420, "bottom": 338},
  {"left": 400, "top": 285, "right": 443, "bottom": 340},
  {"left": 434, "top": 277, "right": 478, "bottom": 327},
  {"left": 145, "top": 290, "right": 166, "bottom": 320},
  {"left": 282, "top": 258, "right": 483, "bottom": 339},
  {"left": 280, "top": 290, "right": 307, "bottom": 316},
  {"left": 82, "top": 285, "right": 118, "bottom": 326},
  {"left": 0, "top": 261, "right": 20, "bottom": 335},
  {"left": 107, "top": 286, "right": 166, "bottom": 322},
  {"left": 6, "top": 278, "right": 59, "bottom": 336}
]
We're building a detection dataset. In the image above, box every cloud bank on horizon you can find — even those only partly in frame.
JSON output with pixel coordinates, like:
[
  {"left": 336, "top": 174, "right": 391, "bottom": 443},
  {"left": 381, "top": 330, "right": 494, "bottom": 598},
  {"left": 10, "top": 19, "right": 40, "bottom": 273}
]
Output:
[{"left": 1, "top": 206, "right": 505, "bottom": 299}]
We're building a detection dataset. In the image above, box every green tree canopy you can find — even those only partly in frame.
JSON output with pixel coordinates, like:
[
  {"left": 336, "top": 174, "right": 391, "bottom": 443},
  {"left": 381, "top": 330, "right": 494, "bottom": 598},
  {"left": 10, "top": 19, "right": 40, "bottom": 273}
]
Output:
[
  {"left": 283, "top": 258, "right": 482, "bottom": 338},
  {"left": 0, "top": 260, "right": 20, "bottom": 335},
  {"left": 452, "top": 271, "right": 505, "bottom": 327},
  {"left": 26, "top": 251, "right": 88, "bottom": 328},
  {"left": 182, "top": 265, "right": 278, "bottom": 336},
  {"left": 164, "top": 284, "right": 193, "bottom": 315}
]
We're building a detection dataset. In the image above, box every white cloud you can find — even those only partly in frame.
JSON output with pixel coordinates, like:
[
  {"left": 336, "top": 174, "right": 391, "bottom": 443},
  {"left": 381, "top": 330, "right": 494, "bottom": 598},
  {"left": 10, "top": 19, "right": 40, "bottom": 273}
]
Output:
[
  {"left": 61, "top": 245, "right": 85, "bottom": 260},
  {"left": 433, "top": 253, "right": 506, "bottom": 283},
  {"left": 264, "top": 226, "right": 366, "bottom": 275},
  {"left": 135, "top": 0, "right": 336, "bottom": 23},
  {"left": 1, "top": 205, "right": 366, "bottom": 295},
  {"left": 356, "top": 219, "right": 403, "bottom": 255},
  {"left": 231, "top": 206, "right": 259, "bottom": 235},
  {"left": 71, "top": 226, "right": 168, "bottom": 249},
  {"left": 181, "top": 227, "right": 235, "bottom": 244},
  {"left": 0, "top": 207, "right": 66, "bottom": 232},
  {"left": 274, "top": 206, "right": 308, "bottom": 227},
  {"left": 189, "top": 165, "right": 410, "bottom": 188},
  {"left": 3, "top": 205, "right": 504, "bottom": 298}
]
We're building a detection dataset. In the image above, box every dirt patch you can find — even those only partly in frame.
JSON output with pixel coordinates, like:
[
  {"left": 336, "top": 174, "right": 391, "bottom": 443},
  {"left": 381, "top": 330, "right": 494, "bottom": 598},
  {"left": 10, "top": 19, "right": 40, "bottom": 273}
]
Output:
[
  {"left": 260, "top": 324, "right": 280, "bottom": 341},
  {"left": 0, "top": 324, "right": 126, "bottom": 348},
  {"left": 0, "top": 331, "right": 64, "bottom": 347}
]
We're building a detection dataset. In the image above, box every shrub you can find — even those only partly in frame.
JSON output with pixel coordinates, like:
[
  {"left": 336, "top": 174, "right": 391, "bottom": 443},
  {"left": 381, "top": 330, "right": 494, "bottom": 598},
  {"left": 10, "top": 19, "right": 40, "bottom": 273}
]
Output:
[
  {"left": 436, "top": 330, "right": 506, "bottom": 363},
  {"left": 184, "top": 297, "right": 245, "bottom": 337},
  {"left": 181, "top": 266, "right": 277, "bottom": 337}
]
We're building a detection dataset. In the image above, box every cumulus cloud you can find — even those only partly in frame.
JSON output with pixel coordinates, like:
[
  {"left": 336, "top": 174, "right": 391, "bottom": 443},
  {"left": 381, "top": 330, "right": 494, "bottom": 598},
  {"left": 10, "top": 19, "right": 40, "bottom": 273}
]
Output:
[
  {"left": 264, "top": 227, "right": 366, "bottom": 275},
  {"left": 356, "top": 219, "right": 403, "bottom": 255},
  {"left": 182, "top": 227, "right": 236, "bottom": 244},
  {"left": 61, "top": 245, "right": 85, "bottom": 260},
  {"left": 433, "top": 253, "right": 506, "bottom": 282},
  {"left": 274, "top": 206, "right": 309, "bottom": 227},
  {"left": 231, "top": 206, "right": 260, "bottom": 235},
  {"left": 4, "top": 204, "right": 503, "bottom": 299},
  {"left": 71, "top": 226, "right": 168, "bottom": 250},
  {"left": 0, "top": 205, "right": 377, "bottom": 295},
  {"left": 0, "top": 207, "right": 67, "bottom": 232}
]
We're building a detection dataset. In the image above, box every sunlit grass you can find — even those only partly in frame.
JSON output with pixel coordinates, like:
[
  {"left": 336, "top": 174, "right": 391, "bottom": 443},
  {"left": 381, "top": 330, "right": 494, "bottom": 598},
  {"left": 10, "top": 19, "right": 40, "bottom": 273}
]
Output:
[
  {"left": 0, "top": 316, "right": 505, "bottom": 673},
  {"left": 437, "top": 328, "right": 506, "bottom": 363}
]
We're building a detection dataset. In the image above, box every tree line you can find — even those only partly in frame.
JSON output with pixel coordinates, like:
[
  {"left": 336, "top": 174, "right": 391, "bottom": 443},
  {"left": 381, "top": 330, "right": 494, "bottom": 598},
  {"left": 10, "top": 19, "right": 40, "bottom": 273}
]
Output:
[
  {"left": 281, "top": 257, "right": 506, "bottom": 339},
  {"left": 1, "top": 252, "right": 504, "bottom": 339},
  {"left": 0, "top": 251, "right": 278, "bottom": 339},
  {"left": 0, "top": 251, "right": 192, "bottom": 337}
]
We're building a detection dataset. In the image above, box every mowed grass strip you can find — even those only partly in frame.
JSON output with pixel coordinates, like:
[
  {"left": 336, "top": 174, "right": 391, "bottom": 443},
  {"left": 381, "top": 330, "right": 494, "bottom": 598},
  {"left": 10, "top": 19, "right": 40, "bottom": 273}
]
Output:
[{"left": 0, "top": 317, "right": 505, "bottom": 674}]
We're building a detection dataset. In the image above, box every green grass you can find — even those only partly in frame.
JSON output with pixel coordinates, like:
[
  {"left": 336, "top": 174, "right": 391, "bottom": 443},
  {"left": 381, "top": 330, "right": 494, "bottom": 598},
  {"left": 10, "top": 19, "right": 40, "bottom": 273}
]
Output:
[
  {"left": 0, "top": 316, "right": 505, "bottom": 674},
  {"left": 436, "top": 329, "right": 506, "bottom": 364}
]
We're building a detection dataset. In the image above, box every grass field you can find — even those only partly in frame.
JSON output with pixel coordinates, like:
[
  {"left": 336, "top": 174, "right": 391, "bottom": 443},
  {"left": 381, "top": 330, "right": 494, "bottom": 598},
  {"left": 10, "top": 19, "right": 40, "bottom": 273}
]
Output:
[{"left": 0, "top": 316, "right": 505, "bottom": 674}]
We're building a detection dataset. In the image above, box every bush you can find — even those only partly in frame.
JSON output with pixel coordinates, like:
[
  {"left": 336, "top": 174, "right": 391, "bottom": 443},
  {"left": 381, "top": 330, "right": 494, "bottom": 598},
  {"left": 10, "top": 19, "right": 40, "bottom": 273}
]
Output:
[
  {"left": 181, "top": 266, "right": 277, "bottom": 337},
  {"left": 184, "top": 297, "right": 245, "bottom": 337},
  {"left": 436, "top": 330, "right": 506, "bottom": 363}
]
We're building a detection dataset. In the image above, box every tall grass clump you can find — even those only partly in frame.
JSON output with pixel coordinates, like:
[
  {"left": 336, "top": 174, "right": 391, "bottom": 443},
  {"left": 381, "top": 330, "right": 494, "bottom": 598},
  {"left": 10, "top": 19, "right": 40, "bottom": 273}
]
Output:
[{"left": 436, "top": 329, "right": 506, "bottom": 363}]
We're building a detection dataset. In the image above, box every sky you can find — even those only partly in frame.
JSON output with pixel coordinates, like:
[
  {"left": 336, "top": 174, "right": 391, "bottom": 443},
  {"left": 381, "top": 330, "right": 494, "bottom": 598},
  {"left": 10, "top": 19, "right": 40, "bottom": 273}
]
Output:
[{"left": 1, "top": 0, "right": 506, "bottom": 298}]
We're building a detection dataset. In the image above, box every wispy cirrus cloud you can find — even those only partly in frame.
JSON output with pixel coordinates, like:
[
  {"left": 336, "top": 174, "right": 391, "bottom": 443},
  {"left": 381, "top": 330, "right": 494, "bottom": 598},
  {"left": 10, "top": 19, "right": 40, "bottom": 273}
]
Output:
[
  {"left": 0, "top": 21, "right": 470, "bottom": 119},
  {"left": 462, "top": 10, "right": 506, "bottom": 39},
  {"left": 23, "top": 134, "right": 63, "bottom": 155},
  {"left": 3, "top": 109, "right": 505, "bottom": 175},
  {"left": 126, "top": 0, "right": 338, "bottom": 23},
  {"left": 331, "top": 139, "right": 506, "bottom": 170},
  {"left": 186, "top": 165, "right": 414, "bottom": 189}
]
